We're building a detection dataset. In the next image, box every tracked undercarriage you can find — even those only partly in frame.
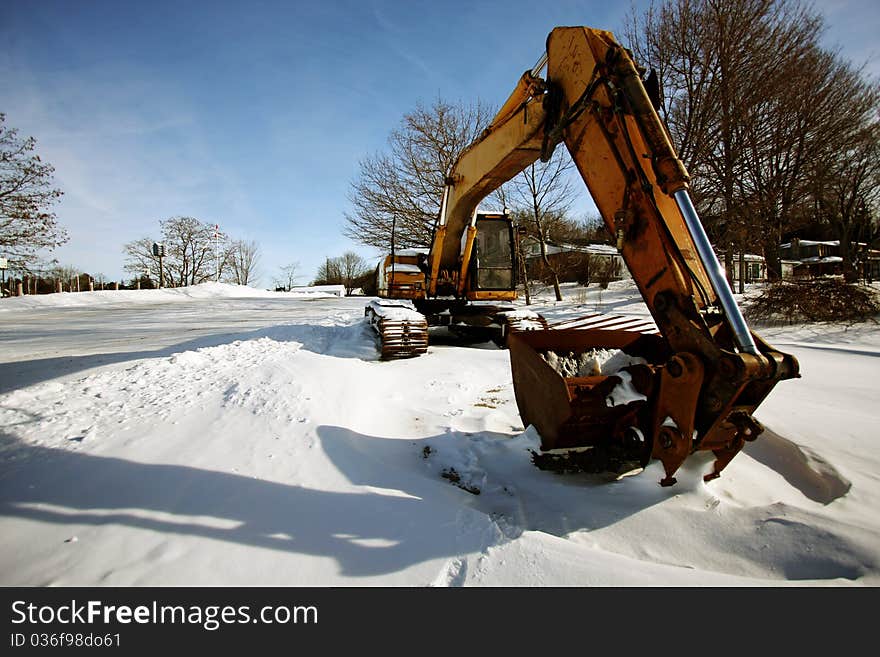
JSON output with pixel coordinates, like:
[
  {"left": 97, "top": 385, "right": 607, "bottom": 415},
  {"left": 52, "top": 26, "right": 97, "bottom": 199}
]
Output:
[
  {"left": 365, "top": 300, "right": 429, "bottom": 359},
  {"left": 365, "top": 298, "right": 547, "bottom": 359}
]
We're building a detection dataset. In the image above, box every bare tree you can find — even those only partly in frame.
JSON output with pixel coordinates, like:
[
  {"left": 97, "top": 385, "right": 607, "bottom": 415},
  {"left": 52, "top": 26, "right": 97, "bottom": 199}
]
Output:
[
  {"left": 737, "top": 38, "right": 877, "bottom": 281},
  {"left": 507, "top": 149, "right": 577, "bottom": 301},
  {"left": 313, "top": 252, "right": 370, "bottom": 295},
  {"left": 624, "top": 0, "right": 829, "bottom": 282},
  {"left": 274, "top": 262, "right": 301, "bottom": 291},
  {"left": 0, "top": 113, "right": 66, "bottom": 268},
  {"left": 336, "top": 251, "right": 370, "bottom": 295},
  {"left": 123, "top": 237, "right": 162, "bottom": 284},
  {"left": 811, "top": 120, "right": 880, "bottom": 281},
  {"left": 163, "top": 217, "right": 225, "bottom": 286},
  {"left": 314, "top": 257, "right": 342, "bottom": 286},
  {"left": 225, "top": 239, "right": 261, "bottom": 286},
  {"left": 344, "top": 98, "right": 494, "bottom": 250},
  {"left": 123, "top": 217, "right": 226, "bottom": 287}
]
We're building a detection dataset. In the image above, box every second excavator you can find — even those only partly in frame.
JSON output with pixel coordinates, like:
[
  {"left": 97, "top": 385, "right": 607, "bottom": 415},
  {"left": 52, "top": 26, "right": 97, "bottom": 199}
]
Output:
[{"left": 367, "top": 26, "right": 800, "bottom": 485}]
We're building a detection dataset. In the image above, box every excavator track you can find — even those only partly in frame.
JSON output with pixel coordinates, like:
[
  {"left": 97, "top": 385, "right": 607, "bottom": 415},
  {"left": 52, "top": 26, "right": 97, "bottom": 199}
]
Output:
[
  {"left": 498, "top": 309, "right": 549, "bottom": 339},
  {"left": 365, "top": 300, "right": 429, "bottom": 359},
  {"left": 492, "top": 311, "right": 547, "bottom": 348}
]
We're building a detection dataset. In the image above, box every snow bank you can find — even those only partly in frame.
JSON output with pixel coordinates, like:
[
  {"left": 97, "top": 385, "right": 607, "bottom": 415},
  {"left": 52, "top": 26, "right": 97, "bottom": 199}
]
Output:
[{"left": 0, "top": 282, "right": 282, "bottom": 311}]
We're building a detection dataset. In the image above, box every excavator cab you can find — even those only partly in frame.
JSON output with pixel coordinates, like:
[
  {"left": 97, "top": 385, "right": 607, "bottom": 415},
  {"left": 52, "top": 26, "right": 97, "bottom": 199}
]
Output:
[{"left": 470, "top": 213, "right": 517, "bottom": 293}]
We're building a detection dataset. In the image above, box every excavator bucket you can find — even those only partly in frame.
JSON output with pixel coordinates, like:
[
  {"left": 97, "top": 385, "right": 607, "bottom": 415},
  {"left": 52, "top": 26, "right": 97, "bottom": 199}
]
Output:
[
  {"left": 508, "top": 326, "right": 670, "bottom": 453},
  {"left": 509, "top": 320, "right": 799, "bottom": 484}
]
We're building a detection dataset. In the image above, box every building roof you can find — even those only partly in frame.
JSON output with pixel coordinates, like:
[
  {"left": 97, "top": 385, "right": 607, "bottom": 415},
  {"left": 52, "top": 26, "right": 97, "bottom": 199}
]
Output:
[
  {"left": 779, "top": 239, "right": 868, "bottom": 249},
  {"left": 522, "top": 237, "right": 619, "bottom": 257},
  {"left": 799, "top": 256, "right": 844, "bottom": 264}
]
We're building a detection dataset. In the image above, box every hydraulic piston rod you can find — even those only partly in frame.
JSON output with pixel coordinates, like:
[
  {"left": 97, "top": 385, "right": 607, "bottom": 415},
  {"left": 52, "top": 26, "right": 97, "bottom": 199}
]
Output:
[
  {"left": 673, "top": 189, "right": 759, "bottom": 355},
  {"left": 531, "top": 52, "right": 548, "bottom": 76}
]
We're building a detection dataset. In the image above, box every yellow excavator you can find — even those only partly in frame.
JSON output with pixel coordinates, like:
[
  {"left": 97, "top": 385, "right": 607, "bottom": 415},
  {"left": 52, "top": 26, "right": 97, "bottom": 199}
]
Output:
[{"left": 367, "top": 26, "right": 800, "bottom": 485}]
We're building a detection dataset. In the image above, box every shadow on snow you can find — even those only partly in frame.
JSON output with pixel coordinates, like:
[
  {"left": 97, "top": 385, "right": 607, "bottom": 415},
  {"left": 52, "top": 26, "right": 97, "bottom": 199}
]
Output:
[{"left": 0, "top": 425, "right": 663, "bottom": 579}]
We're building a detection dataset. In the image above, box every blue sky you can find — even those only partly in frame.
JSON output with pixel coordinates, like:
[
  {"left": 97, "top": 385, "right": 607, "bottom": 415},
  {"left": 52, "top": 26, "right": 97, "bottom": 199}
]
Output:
[{"left": 2, "top": 0, "right": 877, "bottom": 285}]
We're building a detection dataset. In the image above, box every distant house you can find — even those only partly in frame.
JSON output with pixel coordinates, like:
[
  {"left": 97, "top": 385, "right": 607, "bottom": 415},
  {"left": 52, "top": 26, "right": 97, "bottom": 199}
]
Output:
[
  {"left": 866, "top": 252, "right": 880, "bottom": 282},
  {"left": 778, "top": 238, "right": 880, "bottom": 280},
  {"left": 718, "top": 252, "right": 767, "bottom": 284},
  {"left": 520, "top": 237, "right": 625, "bottom": 283},
  {"left": 715, "top": 239, "right": 880, "bottom": 283}
]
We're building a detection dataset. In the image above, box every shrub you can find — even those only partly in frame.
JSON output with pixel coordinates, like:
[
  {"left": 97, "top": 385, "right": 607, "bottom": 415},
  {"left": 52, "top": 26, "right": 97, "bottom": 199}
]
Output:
[{"left": 744, "top": 278, "right": 880, "bottom": 324}]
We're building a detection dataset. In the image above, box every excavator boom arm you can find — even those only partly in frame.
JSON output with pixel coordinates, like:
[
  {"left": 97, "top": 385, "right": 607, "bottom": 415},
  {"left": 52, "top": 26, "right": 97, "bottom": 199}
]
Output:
[{"left": 426, "top": 86, "right": 547, "bottom": 295}]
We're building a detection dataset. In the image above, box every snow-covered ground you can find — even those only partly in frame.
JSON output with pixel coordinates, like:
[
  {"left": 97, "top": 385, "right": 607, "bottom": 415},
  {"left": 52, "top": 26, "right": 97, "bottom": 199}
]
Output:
[{"left": 1, "top": 281, "right": 878, "bottom": 586}]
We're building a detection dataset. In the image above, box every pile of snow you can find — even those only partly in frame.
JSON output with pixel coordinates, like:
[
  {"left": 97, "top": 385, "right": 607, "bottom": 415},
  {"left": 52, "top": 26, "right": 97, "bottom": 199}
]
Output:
[
  {"left": 367, "top": 298, "right": 426, "bottom": 322},
  {"left": 1, "top": 280, "right": 878, "bottom": 586},
  {"left": 541, "top": 347, "right": 644, "bottom": 378}
]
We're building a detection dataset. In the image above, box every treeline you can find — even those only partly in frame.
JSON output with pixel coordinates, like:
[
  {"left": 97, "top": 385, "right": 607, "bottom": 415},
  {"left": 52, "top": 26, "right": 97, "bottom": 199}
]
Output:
[
  {"left": 624, "top": 0, "right": 879, "bottom": 282},
  {"left": 312, "top": 252, "right": 374, "bottom": 296},
  {"left": 343, "top": 0, "right": 878, "bottom": 293},
  {"left": 3, "top": 268, "right": 130, "bottom": 296}
]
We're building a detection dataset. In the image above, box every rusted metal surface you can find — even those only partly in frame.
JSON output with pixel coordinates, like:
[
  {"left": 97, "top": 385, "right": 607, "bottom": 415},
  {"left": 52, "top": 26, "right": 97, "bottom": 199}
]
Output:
[
  {"left": 546, "top": 312, "right": 658, "bottom": 334},
  {"left": 650, "top": 352, "right": 704, "bottom": 486},
  {"left": 509, "top": 320, "right": 799, "bottom": 484},
  {"left": 509, "top": 328, "right": 669, "bottom": 451}
]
